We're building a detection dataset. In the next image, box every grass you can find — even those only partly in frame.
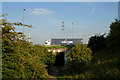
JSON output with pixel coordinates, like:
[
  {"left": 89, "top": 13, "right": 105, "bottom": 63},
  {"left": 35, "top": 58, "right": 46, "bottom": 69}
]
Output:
[{"left": 58, "top": 49, "right": 120, "bottom": 79}]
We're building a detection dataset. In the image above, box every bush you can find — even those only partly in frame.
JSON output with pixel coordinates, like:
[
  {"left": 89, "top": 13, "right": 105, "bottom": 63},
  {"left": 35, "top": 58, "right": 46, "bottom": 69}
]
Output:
[
  {"left": 66, "top": 44, "right": 92, "bottom": 73},
  {"left": 31, "top": 44, "right": 55, "bottom": 65}
]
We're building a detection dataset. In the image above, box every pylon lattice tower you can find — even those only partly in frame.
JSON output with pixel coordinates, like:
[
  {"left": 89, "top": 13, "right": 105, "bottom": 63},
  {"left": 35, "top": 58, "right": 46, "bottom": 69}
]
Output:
[
  {"left": 62, "top": 21, "right": 65, "bottom": 38},
  {"left": 72, "top": 22, "right": 74, "bottom": 38}
]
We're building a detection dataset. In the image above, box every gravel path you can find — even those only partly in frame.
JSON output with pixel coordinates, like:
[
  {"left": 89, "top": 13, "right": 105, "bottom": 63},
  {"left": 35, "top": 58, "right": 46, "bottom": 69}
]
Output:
[{"left": 48, "top": 65, "right": 59, "bottom": 80}]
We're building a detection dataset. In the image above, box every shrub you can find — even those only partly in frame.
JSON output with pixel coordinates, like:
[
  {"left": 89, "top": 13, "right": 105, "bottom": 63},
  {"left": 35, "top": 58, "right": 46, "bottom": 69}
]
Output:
[
  {"left": 31, "top": 44, "right": 56, "bottom": 65},
  {"left": 66, "top": 44, "right": 92, "bottom": 73}
]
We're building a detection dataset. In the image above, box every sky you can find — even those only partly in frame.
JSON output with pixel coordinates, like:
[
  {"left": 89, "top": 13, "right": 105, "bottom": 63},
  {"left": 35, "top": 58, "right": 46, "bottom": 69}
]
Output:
[
  {"left": 1, "top": 0, "right": 120, "bottom": 2},
  {"left": 2, "top": 2, "right": 118, "bottom": 44}
]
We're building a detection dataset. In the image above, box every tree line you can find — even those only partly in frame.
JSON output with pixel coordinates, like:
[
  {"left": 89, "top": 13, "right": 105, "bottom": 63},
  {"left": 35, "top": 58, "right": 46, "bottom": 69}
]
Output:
[{"left": 88, "top": 19, "right": 120, "bottom": 53}]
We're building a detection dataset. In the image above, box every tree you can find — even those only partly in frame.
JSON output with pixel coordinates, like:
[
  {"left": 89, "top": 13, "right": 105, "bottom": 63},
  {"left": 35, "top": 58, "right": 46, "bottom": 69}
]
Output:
[
  {"left": 107, "top": 19, "right": 120, "bottom": 53},
  {"left": 88, "top": 34, "right": 106, "bottom": 52}
]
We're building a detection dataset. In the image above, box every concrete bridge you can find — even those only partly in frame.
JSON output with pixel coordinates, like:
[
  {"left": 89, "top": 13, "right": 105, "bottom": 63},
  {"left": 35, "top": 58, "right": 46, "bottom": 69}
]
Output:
[
  {"left": 47, "top": 48, "right": 67, "bottom": 55},
  {"left": 47, "top": 48, "right": 70, "bottom": 65}
]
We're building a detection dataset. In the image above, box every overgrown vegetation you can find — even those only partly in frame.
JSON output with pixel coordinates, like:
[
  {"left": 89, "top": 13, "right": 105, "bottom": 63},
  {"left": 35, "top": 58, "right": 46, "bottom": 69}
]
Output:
[
  {"left": 59, "top": 49, "right": 120, "bottom": 79},
  {"left": 66, "top": 44, "right": 92, "bottom": 73},
  {"left": 1, "top": 14, "right": 120, "bottom": 79},
  {"left": 1, "top": 14, "right": 55, "bottom": 79},
  {"left": 58, "top": 19, "right": 120, "bottom": 79},
  {"left": 58, "top": 44, "right": 92, "bottom": 78}
]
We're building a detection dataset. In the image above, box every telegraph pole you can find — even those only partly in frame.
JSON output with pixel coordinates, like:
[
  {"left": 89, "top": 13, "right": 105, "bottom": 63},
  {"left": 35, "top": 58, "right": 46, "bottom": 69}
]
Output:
[{"left": 23, "top": 9, "right": 25, "bottom": 39}]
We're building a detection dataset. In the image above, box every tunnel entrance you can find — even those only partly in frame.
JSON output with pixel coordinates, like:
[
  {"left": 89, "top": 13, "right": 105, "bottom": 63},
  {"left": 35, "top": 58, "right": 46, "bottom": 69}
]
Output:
[{"left": 55, "top": 52, "right": 65, "bottom": 66}]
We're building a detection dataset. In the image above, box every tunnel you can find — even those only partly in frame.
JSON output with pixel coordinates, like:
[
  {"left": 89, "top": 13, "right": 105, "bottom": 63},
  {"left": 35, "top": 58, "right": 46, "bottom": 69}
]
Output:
[{"left": 55, "top": 52, "right": 65, "bottom": 66}]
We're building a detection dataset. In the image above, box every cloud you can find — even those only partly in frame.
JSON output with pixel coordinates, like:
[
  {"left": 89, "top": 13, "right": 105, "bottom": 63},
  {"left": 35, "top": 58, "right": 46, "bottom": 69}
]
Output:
[
  {"left": 30, "top": 8, "right": 54, "bottom": 15},
  {"left": 89, "top": 7, "right": 96, "bottom": 16}
]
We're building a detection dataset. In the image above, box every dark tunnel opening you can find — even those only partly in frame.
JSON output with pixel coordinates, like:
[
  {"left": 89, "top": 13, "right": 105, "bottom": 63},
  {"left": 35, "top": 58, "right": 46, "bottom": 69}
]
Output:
[{"left": 55, "top": 52, "right": 65, "bottom": 66}]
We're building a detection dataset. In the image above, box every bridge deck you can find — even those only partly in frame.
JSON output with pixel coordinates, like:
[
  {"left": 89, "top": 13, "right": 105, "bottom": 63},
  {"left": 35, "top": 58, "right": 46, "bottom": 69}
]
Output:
[{"left": 48, "top": 48, "right": 67, "bottom": 53}]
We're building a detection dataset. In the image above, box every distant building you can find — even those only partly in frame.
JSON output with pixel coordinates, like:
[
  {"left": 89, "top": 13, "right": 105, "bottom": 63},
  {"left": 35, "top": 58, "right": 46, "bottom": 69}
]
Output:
[
  {"left": 45, "top": 38, "right": 83, "bottom": 46},
  {"left": 45, "top": 40, "right": 51, "bottom": 46}
]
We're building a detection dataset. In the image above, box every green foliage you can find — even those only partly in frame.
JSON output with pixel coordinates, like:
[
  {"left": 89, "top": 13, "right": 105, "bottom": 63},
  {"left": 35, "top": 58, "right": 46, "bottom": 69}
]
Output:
[
  {"left": 59, "top": 49, "right": 120, "bottom": 79},
  {"left": 107, "top": 19, "right": 120, "bottom": 53},
  {"left": 88, "top": 19, "right": 120, "bottom": 53},
  {"left": 58, "top": 19, "right": 120, "bottom": 79},
  {"left": 88, "top": 34, "right": 106, "bottom": 52},
  {"left": 32, "top": 44, "right": 55, "bottom": 65},
  {"left": 46, "top": 45, "right": 74, "bottom": 49},
  {"left": 66, "top": 44, "right": 92, "bottom": 73},
  {"left": 67, "top": 44, "right": 92, "bottom": 63},
  {"left": 1, "top": 14, "right": 55, "bottom": 79}
]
